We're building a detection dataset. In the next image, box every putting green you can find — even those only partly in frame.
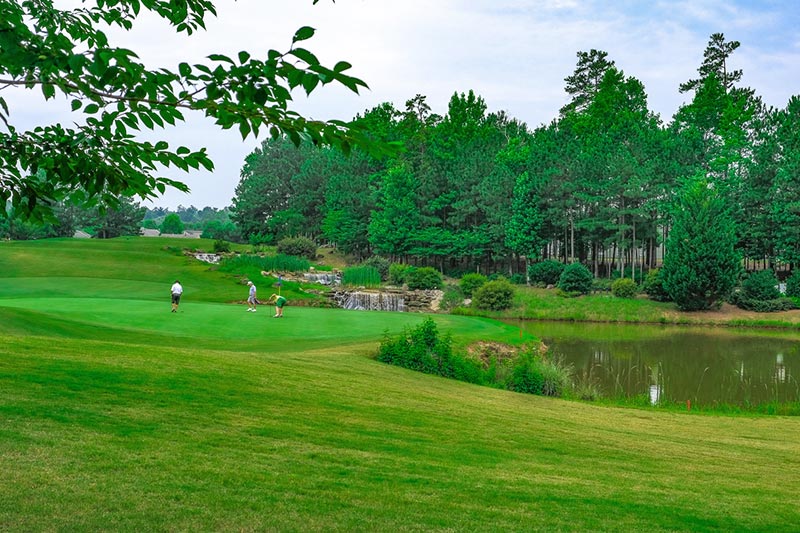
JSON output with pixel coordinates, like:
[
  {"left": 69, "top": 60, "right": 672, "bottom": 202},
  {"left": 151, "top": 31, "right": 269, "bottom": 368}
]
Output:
[{"left": 0, "top": 295, "right": 527, "bottom": 352}]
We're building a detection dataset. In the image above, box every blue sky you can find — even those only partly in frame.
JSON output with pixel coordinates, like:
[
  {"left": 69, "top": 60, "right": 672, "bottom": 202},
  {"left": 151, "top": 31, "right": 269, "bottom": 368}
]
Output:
[{"left": 8, "top": 0, "right": 800, "bottom": 209}]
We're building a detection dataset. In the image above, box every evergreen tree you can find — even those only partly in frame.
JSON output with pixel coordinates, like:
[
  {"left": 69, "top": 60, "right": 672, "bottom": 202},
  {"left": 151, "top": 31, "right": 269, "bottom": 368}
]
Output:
[{"left": 662, "top": 178, "right": 740, "bottom": 311}]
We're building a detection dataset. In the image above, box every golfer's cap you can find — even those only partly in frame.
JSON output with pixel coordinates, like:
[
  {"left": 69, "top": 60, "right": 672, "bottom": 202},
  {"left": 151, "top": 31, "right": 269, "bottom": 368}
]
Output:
[{"left": 247, "top": 281, "right": 253, "bottom": 285}]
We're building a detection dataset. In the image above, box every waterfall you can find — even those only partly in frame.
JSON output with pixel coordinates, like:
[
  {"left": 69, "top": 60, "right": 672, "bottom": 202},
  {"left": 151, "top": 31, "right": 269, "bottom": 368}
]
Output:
[
  {"left": 304, "top": 272, "right": 341, "bottom": 285},
  {"left": 334, "top": 290, "right": 405, "bottom": 312}
]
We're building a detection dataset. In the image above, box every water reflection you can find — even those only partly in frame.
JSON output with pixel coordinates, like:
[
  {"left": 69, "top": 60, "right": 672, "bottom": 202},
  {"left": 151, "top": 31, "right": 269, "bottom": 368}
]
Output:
[{"left": 516, "top": 321, "right": 800, "bottom": 408}]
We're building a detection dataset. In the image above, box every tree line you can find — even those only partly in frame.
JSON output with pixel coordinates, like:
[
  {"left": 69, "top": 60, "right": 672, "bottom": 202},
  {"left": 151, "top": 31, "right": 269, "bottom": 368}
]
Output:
[{"left": 230, "top": 33, "right": 800, "bottom": 277}]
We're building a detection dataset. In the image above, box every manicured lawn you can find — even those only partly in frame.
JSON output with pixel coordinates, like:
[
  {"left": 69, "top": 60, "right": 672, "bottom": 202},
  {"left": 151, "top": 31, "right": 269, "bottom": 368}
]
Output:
[{"left": 1, "top": 238, "right": 800, "bottom": 531}]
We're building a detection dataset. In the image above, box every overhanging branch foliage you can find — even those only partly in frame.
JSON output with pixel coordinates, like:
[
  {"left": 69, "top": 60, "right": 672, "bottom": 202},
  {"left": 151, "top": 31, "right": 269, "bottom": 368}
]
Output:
[{"left": 0, "top": 0, "right": 372, "bottom": 219}]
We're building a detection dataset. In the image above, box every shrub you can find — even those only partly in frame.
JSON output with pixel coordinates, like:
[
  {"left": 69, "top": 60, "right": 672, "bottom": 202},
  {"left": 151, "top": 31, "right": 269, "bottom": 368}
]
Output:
[
  {"left": 528, "top": 260, "right": 564, "bottom": 286},
  {"left": 507, "top": 353, "right": 544, "bottom": 394},
  {"left": 557, "top": 262, "right": 593, "bottom": 295},
  {"left": 472, "top": 278, "right": 515, "bottom": 310},
  {"left": 611, "top": 278, "right": 639, "bottom": 299},
  {"left": 786, "top": 270, "right": 800, "bottom": 298},
  {"left": 439, "top": 284, "right": 466, "bottom": 311},
  {"left": 509, "top": 273, "right": 526, "bottom": 285},
  {"left": 643, "top": 268, "right": 671, "bottom": 302},
  {"left": 728, "top": 291, "right": 796, "bottom": 312},
  {"left": 405, "top": 266, "right": 443, "bottom": 290},
  {"left": 219, "top": 253, "right": 310, "bottom": 274},
  {"left": 213, "top": 239, "right": 231, "bottom": 254},
  {"left": 342, "top": 266, "right": 381, "bottom": 288},
  {"left": 591, "top": 278, "right": 613, "bottom": 293},
  {"left": 376, "top": 318, "right": 482, "bottom": 384},
  {"left": 361, "top": 256, "right": 391, "bottom": 281},
  {"left": 612, "top": 266, "right": 645, "bottom": 285},
  {"left": 460, "top": 273, "right": 488, "bottom": 298},
  {"left": 741, "top": 270, "right": 780, "bottom": 300},
  {"left": 389, "top": 263, "right": 411, "bottom": 285},
  {"left": 276, "top": 236, "right": 317, "bottom": 259}
]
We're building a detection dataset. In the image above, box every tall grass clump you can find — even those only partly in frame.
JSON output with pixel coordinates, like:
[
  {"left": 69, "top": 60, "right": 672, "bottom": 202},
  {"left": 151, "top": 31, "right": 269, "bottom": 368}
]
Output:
[
  {"left": 342, "top": 266, "right": 382, "bottom": 288},
  {"left": 360, "top": 256, "right": 391, "bottom": 281}
]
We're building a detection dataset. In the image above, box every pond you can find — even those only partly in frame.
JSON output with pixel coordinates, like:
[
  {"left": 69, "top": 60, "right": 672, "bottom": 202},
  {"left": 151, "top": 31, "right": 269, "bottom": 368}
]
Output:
[{"left": 514, "top": 321, "right": 800, "bottom": 408}]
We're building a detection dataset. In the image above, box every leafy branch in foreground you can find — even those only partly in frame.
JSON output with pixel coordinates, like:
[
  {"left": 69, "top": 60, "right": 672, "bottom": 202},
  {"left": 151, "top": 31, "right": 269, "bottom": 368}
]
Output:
[{"left": 0, "top": 0, "right": 376, "bottom": 219}]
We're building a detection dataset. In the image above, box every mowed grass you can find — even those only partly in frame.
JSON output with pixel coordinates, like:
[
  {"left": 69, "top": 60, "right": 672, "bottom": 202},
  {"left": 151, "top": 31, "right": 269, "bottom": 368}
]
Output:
[{"left": 2, "top": 238, "right": 800, "bottom": 531}]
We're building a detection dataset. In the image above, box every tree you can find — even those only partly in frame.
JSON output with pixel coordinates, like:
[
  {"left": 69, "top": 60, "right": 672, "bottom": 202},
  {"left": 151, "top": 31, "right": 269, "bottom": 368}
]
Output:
[
  {"left": 160, "top": 213, "right": 184, "bottom": 235},
  {"left": 560, "top": 49, "right": 616, "bottom": 116},
  {"left": 662, "top": 177, "right": 740, "bottom": 311},
  {"left": 680, "top": 33, "right": 743, "bottom": 94},
  {"left": 93, "top": 197, "right": 146, "bottom": 238},
  {"left": 0, "top": 0, "right": 372, "bottom": 221}
]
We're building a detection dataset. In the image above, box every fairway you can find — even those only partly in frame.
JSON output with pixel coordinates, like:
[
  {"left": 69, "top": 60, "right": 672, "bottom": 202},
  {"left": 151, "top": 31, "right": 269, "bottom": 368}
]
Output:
[{"left": 2, "top": 238, "right": 800, "bottom": 531}]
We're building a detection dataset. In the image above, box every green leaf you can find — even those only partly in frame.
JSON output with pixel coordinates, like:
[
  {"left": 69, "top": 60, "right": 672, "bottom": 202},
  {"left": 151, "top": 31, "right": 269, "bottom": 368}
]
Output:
[
  {"left": 333, "top": 61, "right": 352, "bottom": 73},
  {"left": 208, "top": 53, "right": 234, "bottom": 64},
  {"left": 179, "top": 62, "right": 191, "bottom": 76},
  {"left": 84, "top": 103, "right": 100, "bottom": 114},
  {"left": 302, "top": 73, "right": 320, "bottom": 95},
  {"left": 71, "top": 99, "right": 82, "bottom": 111},
  {"left": 290, "top": 48, "right": 319, "bottom": 66},
  {"left": 238, "top": 51, "right": 251, "bottom": 64},
  {"left": 292, "top": 26, "right": 316, "bottom": 43}
]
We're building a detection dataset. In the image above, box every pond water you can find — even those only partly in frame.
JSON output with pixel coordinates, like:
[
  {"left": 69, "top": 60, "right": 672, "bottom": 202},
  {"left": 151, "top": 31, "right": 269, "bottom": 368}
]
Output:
[{"left": 514, "top": 321, "right": 800, "bottom": 408}]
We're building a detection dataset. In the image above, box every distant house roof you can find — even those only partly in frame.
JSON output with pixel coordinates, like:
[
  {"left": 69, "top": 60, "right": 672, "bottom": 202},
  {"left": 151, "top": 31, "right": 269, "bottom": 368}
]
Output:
[
  {"left": 140, "top": 228, "right": 160, "bottom": 237},
  {"left": 73, "top": 230, "right": 92, "bottom": 239},
  {"left": 146, "top": 229, "right": 202, "bottom": 238}
]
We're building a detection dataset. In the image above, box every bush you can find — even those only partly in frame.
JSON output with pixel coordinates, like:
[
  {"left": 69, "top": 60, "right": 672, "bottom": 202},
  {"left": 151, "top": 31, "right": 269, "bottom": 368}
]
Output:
[
  {"left": 591, "top": 278, "right": 613, "bottom": 293},
  {"left": 505, "top": 351, "right": 571, "bottom": 397},
  {"left": 728, "top": 291, "right": 796, "bottom": 312},
  {"left": 472, "top": 278, "right": 515, "bottom": 310},
  {"left": 786, "top": 270, "right": 800, "bottom": 298},
  {"left": 213, "top": 239, "right": 231, "bottom": 254},
  {"left": 361, "top": 256, "right": 391, "bottom": 281},
  {"left": 527, "top": 260, "right": 564, "bottom": 286},
  {"left": 642, "top": 268, "right": 671, "bottom": 302},
  {"left": 460, "top": 273, "right": 488, "bottom": 298},
  {"left": 276, "top": 236, "right": 317, "bottom": 259},
  {"left": 389, "top": 263, "right": 411, "bottom": 285},
  {"left": 219, "top": 253, "right": 310, "bottom": 274},
  {"left": 376, "top": 318, "right": 483, "bottom": 384},
  {"left": 741, "top": 270, "right": 780, "bottom": 300},
  {"left": 439, "top": 284, "right": 465, "bottom": 311},
  {"left": 557, "top": 262, "right": 593, "bottom": 295},
  {"left": 611, "top": 278, "right": 639, "bottom": 299},
  {"left": 405, "top": 266, "right": 443, "bottom": 290},
  {"left": 509, "top": 273, "right": 526, "bottom": 285},
  {"left": 342, "top": 266, "right": 381, "bottom": 288}
]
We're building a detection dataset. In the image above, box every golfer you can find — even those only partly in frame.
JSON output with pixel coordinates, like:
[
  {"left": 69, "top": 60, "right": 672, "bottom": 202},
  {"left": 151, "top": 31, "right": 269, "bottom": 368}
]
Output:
[
  {"left": 170, "top": 280, "right": 183, "bottom": 313},
  {"left": 268, "top": 293, "right": 287, "bottom": 318},
  {"left": 246, "top": 281, "right": 257, "bottom": 312}
]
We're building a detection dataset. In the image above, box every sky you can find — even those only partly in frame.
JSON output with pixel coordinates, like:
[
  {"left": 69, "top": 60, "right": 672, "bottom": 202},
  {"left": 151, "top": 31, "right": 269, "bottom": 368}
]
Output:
[{"left": 9, "top": 0, "right": 800, "bottom": 209}]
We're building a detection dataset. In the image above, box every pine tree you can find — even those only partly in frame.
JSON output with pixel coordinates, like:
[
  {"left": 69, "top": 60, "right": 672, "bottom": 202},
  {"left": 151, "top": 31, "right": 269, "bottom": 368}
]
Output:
[{"left": 662, "top": 177, "right": 740, "bottom": 310}]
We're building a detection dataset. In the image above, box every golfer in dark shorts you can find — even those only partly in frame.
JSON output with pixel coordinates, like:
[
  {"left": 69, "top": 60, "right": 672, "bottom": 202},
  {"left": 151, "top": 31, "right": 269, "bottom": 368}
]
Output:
[
  {"left": 171, "top": 280, "right": 183, "bottom": 313},
  {"left": 269, "top": 293, "right": 287, "bottom": 318}
]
